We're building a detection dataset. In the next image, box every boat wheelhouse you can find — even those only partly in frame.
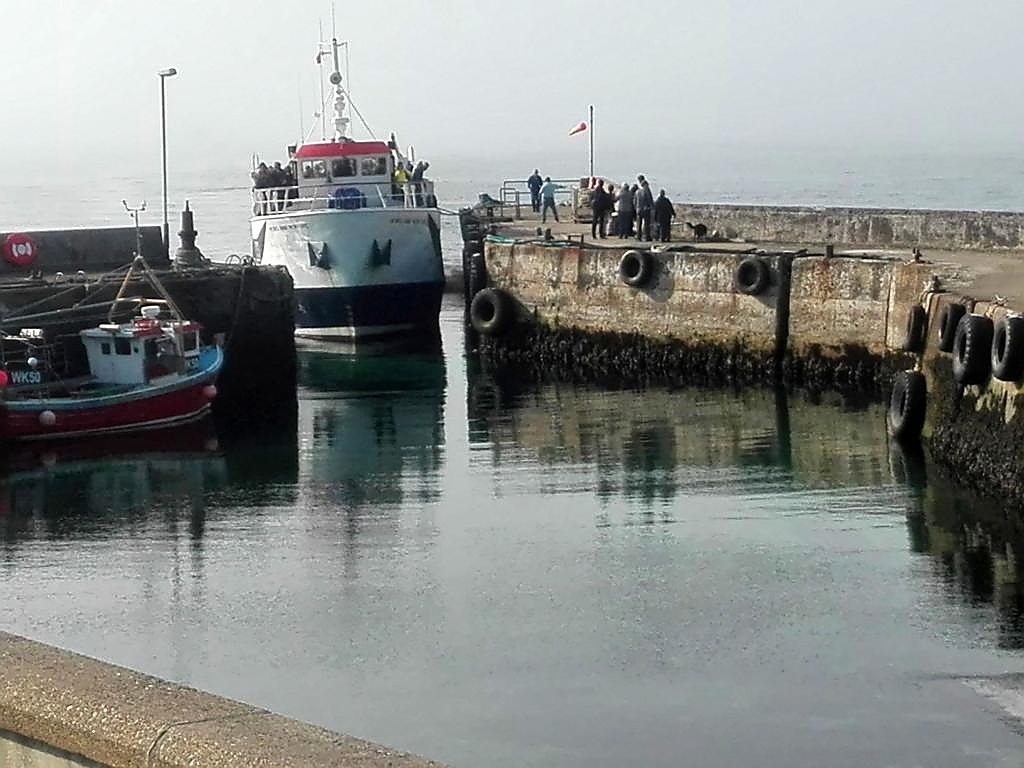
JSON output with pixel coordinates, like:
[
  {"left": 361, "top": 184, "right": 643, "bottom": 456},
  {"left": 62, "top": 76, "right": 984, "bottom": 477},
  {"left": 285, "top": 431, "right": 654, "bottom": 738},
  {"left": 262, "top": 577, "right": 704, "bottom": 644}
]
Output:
[{"left": 249, "top": 35, "right": 444, "bottom": 341}]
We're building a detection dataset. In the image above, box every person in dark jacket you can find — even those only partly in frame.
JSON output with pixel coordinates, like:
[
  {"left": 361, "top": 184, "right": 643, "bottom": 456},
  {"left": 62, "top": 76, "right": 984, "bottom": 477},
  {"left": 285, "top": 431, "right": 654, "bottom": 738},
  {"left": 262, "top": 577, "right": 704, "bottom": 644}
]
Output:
[
  {"left": 634, "top": 180, "right": 654, "bottom": 241},
  {"left": 590, "top": 179, "right": 612, "bottom": 239},
  {"left": 653, "top": 189, "right": 676, "bottom": 242},
  {"left": 527, "top": 169, "right": 543, "bottom": 212}
]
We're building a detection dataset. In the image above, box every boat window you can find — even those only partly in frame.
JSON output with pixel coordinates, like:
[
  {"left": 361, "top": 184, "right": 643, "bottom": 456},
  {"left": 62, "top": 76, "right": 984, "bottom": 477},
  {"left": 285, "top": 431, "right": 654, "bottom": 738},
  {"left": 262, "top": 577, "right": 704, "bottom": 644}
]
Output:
[
  {"left": 360, "top": 156, "right": 387, "bottom": 176},
  {"left": 332, "top": 157, "right": 357, "bottom": 177},
  {"left": 183, "top": 332, "right": 198, "bottom": 352},
  {"left": 114, "top": 337, "right": 131, "bottom": 355},
  {"left": 301, "top": 160, "right": 329, "bottom": 179},
  {"left": 100, "top": 342, "right": 111, "bottom": 355}
]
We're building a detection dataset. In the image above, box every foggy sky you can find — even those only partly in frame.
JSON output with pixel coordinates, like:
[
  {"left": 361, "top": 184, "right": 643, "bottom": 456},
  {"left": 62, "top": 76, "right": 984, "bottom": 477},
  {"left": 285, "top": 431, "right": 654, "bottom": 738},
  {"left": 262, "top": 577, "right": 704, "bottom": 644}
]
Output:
[{"left": 3, "top": 0, "right": 1022, "bottom": 176}]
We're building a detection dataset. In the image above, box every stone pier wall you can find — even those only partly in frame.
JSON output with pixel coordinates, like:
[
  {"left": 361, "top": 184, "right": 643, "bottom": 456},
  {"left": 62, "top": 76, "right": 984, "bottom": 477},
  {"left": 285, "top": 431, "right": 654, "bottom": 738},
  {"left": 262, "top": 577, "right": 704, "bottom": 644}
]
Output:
[
  {"left": 479, "top": 240, "right": 937, "bottom": 389},
  {"left": 672, "top": 203, "right": 1024, "bottom": 250},
  {"left": 0, "top": 632, "right": 444, "bottom": 768},
  {"left": 918, "top": 292, "right": 1024, "bottom": 509}
]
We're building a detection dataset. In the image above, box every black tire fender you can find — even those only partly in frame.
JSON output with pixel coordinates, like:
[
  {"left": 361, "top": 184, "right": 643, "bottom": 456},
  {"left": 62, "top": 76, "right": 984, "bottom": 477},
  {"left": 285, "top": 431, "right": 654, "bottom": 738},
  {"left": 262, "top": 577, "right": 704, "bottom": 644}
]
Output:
[
  {"left": 937, "top": 302, "right": 966, "bottom": 353},
  {"left": 888, "top": 370, "right": 927, "bottom": 441},
  {"left": 901, "top": 305, "right": 927, "bottom": 353},
  {"left": 952, "top": 313, "right": 994, "bottom": 386},
  {"left": 619, "top": 250, "right": 653, "bottom": 287},
  {"left": 469, "top": 288, "right": 513, "bottom": 336},
  {"left": 734, "top": 257, "right": 770, "bottom": 295},
  {"left": 991, "top": 315, "right": 1024, "bottom": 382}
]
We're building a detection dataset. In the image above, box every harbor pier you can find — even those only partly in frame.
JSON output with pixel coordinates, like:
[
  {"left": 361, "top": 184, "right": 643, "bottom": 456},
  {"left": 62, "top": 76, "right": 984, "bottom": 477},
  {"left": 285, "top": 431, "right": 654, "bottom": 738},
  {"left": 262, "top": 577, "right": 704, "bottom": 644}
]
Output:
[{"left": 460, "top": 198, "right": 1024, "bottom": 512}]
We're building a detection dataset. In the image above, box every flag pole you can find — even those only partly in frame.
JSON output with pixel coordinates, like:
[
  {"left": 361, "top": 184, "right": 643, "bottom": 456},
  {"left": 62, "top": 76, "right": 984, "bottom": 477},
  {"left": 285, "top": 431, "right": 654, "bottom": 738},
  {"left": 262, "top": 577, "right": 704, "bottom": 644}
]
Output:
[{"left": 588, "top": 104, "right": 594, "bottom": 179}]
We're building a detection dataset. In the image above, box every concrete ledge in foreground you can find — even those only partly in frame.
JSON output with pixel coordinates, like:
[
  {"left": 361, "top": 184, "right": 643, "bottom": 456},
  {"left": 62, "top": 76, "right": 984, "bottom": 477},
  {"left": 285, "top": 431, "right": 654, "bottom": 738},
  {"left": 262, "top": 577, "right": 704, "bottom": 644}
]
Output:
[{"left": 0, "top": 632, "right": 445, "bottom": 768}]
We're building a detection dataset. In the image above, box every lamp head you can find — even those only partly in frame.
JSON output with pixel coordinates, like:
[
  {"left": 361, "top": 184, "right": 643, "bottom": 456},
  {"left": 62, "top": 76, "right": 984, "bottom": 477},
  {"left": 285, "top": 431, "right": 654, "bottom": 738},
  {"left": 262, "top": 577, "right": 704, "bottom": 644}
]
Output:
[{"left": 158, "top": 67, "right": 177, "bottom": 78}]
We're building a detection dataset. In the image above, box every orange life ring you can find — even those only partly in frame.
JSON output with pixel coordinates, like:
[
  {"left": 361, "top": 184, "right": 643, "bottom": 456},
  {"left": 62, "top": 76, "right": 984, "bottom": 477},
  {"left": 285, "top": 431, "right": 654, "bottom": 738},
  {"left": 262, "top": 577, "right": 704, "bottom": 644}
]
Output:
[{"left": 3, "top": 234, "right": 38, "bottom": 267}]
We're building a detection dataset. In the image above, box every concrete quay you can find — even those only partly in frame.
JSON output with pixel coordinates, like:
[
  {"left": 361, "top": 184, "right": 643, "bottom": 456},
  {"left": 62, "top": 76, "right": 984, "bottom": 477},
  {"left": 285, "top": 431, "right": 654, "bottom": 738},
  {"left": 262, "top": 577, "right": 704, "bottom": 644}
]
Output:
[
  {"left": 460, "top": 201, "right": 1024, "bottom": 512},
  {"left": 0, "top": 632, "right": 444, "bottom": 768}
]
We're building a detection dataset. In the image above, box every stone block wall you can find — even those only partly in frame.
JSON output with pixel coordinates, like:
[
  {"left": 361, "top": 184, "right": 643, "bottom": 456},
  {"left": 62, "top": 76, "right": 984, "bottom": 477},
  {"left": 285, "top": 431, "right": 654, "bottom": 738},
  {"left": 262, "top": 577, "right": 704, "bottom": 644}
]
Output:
[
  {"left": 484, "top": 242, "right": 937, "bottom": 368},
  {"left": 485, "top": 243, "right": 787, "bottom": 356},
  {"left": 672, "top": 203, "right": 1024, "bottom": 250},
  {"left": 0, "top": 227, "right": 168, "bottom": 275}
]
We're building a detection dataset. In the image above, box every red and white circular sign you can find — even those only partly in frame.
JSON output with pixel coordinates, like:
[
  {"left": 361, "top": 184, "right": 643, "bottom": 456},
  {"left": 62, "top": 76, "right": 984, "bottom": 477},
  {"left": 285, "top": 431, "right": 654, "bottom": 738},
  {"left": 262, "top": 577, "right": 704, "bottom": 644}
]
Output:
[{"left": 3, "top": 234, "right": 38, "bottom": 267}]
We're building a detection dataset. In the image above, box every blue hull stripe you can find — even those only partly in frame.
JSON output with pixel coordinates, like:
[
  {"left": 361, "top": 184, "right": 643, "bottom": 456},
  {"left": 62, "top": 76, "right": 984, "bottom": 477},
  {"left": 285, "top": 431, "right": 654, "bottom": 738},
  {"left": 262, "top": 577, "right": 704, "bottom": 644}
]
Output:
[{"left": 296, "top": 282, "right": 444, "bottom": 331}]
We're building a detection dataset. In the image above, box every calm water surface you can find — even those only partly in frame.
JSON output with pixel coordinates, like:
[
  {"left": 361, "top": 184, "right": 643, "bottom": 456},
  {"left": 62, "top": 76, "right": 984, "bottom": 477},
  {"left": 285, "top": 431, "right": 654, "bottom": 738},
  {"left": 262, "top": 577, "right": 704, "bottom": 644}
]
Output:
[
  {"left": 3, "top": 154, "right": 1024, "bottom": 765},
  {"left": 3, "top": 299, "right": 1024, "bottom": 767}
]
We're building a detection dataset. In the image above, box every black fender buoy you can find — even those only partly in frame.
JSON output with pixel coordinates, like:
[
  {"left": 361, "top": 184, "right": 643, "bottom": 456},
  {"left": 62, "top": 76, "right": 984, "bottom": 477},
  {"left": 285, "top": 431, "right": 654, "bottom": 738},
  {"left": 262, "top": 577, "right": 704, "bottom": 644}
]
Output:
[
  {"left": 991, "top": 315, "right": 1024, "bottom": 382},
  {"left": 888, "top": 370, "right": 927, "bottom": 441},
  {"left": 469, "top": 288, "right": 513, "bottom": 336},
  {"left": 936, "top": 302, "right": 966, "bottom": 353},
  {"left": 734, "top": 257, "right": 770, "bottom": 295},
  {"left": 901, "top": 305, "right": 927, "bottom": 353},
  {"left": 619, "top": 250, "right": 652, "bottom": 287},
  {"left": 952, "top": 313, "right": 994, "bottom": 386}
]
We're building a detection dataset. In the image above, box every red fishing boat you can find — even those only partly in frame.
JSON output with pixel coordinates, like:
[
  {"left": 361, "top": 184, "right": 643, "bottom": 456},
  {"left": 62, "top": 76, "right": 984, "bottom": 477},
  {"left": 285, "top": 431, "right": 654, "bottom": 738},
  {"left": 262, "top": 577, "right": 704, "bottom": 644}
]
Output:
[{"left": 0, "top": 258, "right": 223, "bottom": 441}]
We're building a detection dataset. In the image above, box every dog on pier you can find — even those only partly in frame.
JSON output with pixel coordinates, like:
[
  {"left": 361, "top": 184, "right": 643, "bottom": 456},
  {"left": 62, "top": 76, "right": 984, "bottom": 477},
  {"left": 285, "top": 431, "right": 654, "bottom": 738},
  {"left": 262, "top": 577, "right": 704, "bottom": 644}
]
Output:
[{"left": 685, "top": 221, "right": 708, "bottom": 240}]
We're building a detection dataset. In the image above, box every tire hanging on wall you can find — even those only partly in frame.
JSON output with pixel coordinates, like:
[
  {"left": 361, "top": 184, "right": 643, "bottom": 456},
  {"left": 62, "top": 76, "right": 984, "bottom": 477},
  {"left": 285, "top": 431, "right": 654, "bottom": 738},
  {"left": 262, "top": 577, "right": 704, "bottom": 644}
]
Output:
[
  {"left": 951, "top": 313, "right": 994, "bottom": 386},
  {"left": 734, "top": 257, "right": 770, "bottom": 295},
  {"left": 469, "top": 287, "right": 513, "bottom": 336},
  {"left": 936, "top": 302, "right": 966, "bottom": 354},
  {"left": 619, "top": 250, "right": 652, "bottom": 288},
  {"left": 901, "top": 305, "right": 927, "bottom": 353},
  {"left": 887, "top": 370, "right": 927, "bottom": 441},
  {"left": 991, "top": 315, "right": 1024, "bottom": 382}
]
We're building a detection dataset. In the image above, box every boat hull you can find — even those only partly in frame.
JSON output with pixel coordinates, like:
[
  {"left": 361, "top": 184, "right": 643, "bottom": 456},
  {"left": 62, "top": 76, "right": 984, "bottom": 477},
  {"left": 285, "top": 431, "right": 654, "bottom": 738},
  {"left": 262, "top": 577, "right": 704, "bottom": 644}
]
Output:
[
  {"left": 294, "top": 282, "right": 443, "bottom": 339},
  {"left": 251, "top": 207, "right": 445, "bottom": 340},
  {"left": 1, "top": 348, "right": 223, "bottom": 441}
]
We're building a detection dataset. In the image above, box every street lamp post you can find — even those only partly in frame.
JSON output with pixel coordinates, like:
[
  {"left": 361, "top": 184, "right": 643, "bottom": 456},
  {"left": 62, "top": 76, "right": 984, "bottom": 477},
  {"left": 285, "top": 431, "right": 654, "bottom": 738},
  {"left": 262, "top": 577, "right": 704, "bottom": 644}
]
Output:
[{"left": 158, "top": 67, "right": 178, "bottom": 255}]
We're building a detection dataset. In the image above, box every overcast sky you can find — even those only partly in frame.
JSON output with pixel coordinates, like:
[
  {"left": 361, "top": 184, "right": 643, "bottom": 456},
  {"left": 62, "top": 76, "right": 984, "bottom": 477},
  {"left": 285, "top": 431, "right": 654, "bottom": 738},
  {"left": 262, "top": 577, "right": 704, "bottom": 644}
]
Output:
[{"left": 3, "top": 0, "right": 1022, "bottom": 176}]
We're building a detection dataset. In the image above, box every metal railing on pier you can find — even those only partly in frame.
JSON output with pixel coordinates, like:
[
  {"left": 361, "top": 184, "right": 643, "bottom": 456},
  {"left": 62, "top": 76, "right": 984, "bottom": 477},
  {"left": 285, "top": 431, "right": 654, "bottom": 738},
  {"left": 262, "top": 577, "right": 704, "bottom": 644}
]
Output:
[
  {"left": 498, "top": 178, "right": 586, "bottom": 220},
  {"left": 252, "top": 180, "right": 437, "bottom": 216}
]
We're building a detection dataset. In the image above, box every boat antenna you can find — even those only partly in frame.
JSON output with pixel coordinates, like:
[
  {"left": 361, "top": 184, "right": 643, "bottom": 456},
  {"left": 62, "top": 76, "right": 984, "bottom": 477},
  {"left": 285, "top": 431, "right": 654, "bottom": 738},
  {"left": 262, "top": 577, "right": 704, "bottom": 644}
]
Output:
[
  {"left": 122, "top": 199, "right": 146, "bottom": 259},
  {"left": 298, "top": 77, "right": 304, "bottom": 140}
]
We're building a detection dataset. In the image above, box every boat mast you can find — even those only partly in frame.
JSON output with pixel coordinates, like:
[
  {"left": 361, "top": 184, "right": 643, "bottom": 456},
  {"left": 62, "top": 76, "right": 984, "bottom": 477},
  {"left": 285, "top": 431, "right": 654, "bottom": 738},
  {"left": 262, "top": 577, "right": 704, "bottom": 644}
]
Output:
[{"left": 328, "top": 4, "right": 349, "bottom": 141}]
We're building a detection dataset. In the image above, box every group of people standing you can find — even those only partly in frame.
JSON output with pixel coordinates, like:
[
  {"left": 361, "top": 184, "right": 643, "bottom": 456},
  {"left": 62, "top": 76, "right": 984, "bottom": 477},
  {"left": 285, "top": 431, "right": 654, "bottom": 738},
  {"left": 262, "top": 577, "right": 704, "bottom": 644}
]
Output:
[
  {"left": 252, "top": 160, "right": 297, "bottom": 214},
  {"left": 525, "top": 171, "right": 678, "bottom": 241},
  {"left": 590, "top": 175, "right": 676, "bottom": 242}
]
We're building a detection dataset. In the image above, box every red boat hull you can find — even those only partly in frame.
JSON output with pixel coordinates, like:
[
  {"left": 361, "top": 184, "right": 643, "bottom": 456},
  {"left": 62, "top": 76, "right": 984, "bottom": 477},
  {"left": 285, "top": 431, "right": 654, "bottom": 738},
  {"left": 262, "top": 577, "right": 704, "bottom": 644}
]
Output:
[{"left": 2, "top": 381, "right": 215, "bottom": 440}]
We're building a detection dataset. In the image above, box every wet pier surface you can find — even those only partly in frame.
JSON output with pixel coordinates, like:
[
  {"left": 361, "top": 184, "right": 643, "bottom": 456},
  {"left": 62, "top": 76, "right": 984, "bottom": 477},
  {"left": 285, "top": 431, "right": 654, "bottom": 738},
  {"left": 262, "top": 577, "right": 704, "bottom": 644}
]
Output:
[{"left": 4, "top": 298, "right": 1024, "bottom": 767}]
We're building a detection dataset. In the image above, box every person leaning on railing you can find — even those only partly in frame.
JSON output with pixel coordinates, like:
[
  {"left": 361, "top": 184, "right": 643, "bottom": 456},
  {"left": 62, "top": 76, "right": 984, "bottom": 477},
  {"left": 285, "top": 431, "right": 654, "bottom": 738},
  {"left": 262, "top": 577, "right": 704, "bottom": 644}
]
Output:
[{"left": 411, "top": 161, "right": 430, "bottom": 207}]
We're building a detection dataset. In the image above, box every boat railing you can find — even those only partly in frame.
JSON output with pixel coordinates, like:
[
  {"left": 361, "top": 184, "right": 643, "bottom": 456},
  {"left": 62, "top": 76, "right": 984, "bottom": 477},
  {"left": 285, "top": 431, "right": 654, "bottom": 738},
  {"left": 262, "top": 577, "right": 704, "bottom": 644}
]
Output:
[{"left": 252, "top": 180, "right": 437, "bottom": 216}]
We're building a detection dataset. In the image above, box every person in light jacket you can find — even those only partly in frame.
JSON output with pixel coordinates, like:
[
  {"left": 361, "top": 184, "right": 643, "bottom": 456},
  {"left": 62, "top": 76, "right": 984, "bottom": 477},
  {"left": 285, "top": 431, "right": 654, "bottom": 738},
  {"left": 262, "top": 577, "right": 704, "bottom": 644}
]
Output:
[
  {"left": 540, "top": 177, "right": 560, "bottom": 223},
  {"left": 616, "top": 181, "right": 634, "bottom": 238},
  {"left": 634, "top": 180, "right": 654, "bottom": 241}
]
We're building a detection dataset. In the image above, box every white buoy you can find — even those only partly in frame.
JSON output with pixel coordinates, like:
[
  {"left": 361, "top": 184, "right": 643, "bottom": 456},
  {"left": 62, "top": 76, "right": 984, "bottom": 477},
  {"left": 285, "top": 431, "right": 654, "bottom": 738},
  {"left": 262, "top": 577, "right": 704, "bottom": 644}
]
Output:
[
  {"left": 26, "top": 357, "right": 38, "bottom": 369},
  {"left": 38, "top": 410, "right": 56, "bottom": 427},
  {"left": 202, "top": 384, "right": 218, "bottom": 400}
]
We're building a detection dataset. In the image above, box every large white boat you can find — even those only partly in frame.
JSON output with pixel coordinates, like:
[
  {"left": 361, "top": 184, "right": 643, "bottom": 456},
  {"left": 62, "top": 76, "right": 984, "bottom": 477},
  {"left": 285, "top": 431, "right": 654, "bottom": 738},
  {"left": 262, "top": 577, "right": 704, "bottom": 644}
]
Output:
[{"left": 249, "top": 36, "right": 444, "bottom": 340}]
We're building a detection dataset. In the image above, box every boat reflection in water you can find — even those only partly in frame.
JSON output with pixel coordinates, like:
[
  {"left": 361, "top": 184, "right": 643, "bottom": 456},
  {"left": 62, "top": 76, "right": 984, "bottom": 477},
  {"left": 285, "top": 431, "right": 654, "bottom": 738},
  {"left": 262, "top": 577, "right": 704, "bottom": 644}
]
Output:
[
  {"left": 0, "top": 418, "right": 228, "bottom": 544},
  {"left": 296, "top": 337, "right": 446, "bottom": 511}
]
